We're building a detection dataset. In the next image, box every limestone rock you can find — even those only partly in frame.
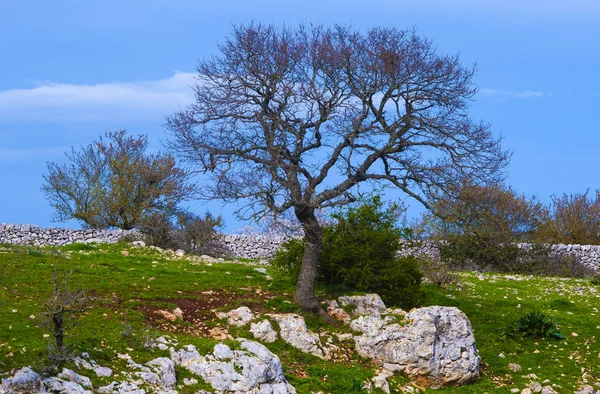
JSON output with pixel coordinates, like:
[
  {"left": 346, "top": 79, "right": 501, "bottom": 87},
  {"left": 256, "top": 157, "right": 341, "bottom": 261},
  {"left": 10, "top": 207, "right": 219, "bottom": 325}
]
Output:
[
  {"left": 325, "top": 300, "right": 351, "bottom": 322},
  {"left": 338, "top": 293, "right": 387, "bottom": 315},
  {"left": 250, "top": 319, "right": 278, "bottom": 343},
  {"left": 353, "top": 305, "right": 480, "bottom": 388},
  {"left": 57, "top": 368, "right": 93, "bottom": 388},
  {"left": 0, "top": 367, "right": 40, "bottom": 393},
  {"left": 172, "top": 341, "right": 296, "bottom": 393},
  {"left": 541, "top": 386, "right": 558, "bottom": 394},
  {"left": 372, "top": 369, "right": 393, "bottom": 394},
  {"left": 274, "top": 314, "right": 327, "bottom": 359},
  {"left": 227, "top": 306, "right": 255, "bottom": 326},
  {"left": 146, "top": 357, "right": 176, "bottom": 388}
]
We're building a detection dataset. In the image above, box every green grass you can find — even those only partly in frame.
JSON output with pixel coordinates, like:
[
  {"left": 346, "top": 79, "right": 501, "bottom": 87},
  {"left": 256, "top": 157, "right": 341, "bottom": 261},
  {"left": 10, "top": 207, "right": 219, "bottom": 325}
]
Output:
[{"left": 0, "top": 243, "right": 599, "bottom": 393}]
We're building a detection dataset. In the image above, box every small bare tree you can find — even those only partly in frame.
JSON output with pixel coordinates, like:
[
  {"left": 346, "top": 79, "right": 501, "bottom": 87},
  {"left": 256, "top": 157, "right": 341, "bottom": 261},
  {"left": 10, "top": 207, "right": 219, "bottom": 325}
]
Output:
[
  {"left": 42, "top": 130, "right": 193, "bottom": 229},
  {"left": 39, "top": 267, "right": 93, "bottom": 374},
  {"left": 166, "top": 24, "right": 509, "bottom": 315},
  {"left": 536, "top": 190, "right": 600, "bottom": 245}
]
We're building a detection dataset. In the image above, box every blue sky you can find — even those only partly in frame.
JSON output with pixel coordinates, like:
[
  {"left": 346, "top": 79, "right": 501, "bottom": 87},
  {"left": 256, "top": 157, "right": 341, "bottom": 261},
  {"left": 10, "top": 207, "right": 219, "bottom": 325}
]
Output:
[{"left": 1, "top": 0, "right": 599, "bottom": 231}]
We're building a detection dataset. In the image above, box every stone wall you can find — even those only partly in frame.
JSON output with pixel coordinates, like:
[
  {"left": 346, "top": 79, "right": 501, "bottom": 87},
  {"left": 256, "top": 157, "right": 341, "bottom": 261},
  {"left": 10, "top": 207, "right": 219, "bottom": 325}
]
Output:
[
  {"left": 1, "top": 223, "right": 599, "bottom": 274},
  {"left": 0, "top": 224, "right": 137, "bottom": 246}
]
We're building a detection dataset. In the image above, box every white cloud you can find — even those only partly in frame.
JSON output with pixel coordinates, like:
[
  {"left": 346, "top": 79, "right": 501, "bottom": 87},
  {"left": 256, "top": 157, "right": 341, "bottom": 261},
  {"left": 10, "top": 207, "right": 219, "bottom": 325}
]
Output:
[
  {"left": 479, "top": 88, "right": 545, "bottom": 99},
  {"left": 0, "top": 147, "right": 67, "bottom": 162},
  {"left": 0, "top": 72, "right": 196, "bottom": 121}
]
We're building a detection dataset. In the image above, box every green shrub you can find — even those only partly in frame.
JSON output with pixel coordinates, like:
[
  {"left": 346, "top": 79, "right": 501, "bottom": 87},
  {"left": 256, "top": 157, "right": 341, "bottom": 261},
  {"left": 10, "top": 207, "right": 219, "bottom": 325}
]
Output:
[
  {"left": 503, "top": 311, "right": 565, "bottom": 340},
  {"left": 271, "top": 196, "right": 423, "bottom": 309},
  {"left": 271, "top": 238, "right": 305, "bottom": 282}
]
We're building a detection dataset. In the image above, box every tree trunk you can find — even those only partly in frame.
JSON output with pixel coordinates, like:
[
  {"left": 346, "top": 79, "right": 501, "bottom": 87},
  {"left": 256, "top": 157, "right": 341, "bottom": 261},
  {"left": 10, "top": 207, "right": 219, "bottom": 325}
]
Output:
[{"left": 293, "top": 206, "right": 326, "bottom": 315}]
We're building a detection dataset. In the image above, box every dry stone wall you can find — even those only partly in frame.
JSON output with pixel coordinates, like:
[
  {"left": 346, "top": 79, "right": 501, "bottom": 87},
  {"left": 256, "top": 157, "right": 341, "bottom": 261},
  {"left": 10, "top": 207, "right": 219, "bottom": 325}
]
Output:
[
  {"left": 1, "top": 223, "right": 600, "bottom": 274},
  {"left": 0, "top": 224, "right": 137, "bottom": 246}
]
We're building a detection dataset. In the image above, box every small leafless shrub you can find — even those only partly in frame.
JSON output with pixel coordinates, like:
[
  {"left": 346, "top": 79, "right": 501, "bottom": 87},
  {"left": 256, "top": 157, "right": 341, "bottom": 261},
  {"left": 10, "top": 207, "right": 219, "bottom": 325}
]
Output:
[{"left": 38, "top": 267, "right": 93, "bottom": 375}]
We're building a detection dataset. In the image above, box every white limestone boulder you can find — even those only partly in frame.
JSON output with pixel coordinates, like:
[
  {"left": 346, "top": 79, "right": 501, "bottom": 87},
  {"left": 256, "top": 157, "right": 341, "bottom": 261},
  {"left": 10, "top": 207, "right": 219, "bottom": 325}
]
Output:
[{"left": 352, "top": 305, "right": 480, "bottom": 388}]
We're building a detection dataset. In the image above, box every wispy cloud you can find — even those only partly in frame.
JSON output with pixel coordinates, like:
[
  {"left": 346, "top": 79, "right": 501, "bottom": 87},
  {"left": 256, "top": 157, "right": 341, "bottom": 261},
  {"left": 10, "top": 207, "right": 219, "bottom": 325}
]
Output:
[
  {"left": 0, "top": 147, "right": 67, "bottom": 162},
  {"left": 479, "top": 88, "right": 545, "bottom": 99},
  {"left": 0, "top": 72, "right": 196, "bottom": 121}
]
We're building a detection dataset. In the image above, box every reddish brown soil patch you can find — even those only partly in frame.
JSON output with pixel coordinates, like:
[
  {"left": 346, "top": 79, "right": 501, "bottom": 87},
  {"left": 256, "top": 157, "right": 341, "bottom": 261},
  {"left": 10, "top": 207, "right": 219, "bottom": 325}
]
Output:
[{"left": 134, "top": 289, "right": 285, "bottom": 336}]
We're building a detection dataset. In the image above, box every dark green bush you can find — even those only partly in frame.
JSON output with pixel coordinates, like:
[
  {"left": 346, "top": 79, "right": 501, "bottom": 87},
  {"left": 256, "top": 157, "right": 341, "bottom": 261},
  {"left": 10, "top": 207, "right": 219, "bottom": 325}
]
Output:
[
  {"left": 508, "top": 311, "right": 565, "bottom": 340},
  {"left": 271, "top": 238, "right": 305, "bottom": 282},
  {"left": 271, "top": 196, "right": 423, "bottom": 309}
]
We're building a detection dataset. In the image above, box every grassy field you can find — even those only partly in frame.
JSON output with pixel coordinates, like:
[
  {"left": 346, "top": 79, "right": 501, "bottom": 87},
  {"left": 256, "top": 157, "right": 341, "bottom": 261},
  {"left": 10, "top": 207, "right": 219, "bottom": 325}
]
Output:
[{"left": 0, "top": 242, "right": 598, "bottom": 393}]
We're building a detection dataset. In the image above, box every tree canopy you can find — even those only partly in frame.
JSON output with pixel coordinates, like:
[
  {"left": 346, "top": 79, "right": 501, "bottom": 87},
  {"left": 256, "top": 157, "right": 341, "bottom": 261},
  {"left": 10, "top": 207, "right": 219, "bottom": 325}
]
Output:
[
  {"left": 166, "top": 23, "right": 509, "bottom": 313},
  {"left": 42, "top": 130, "right": 192, "bottom": 229}
]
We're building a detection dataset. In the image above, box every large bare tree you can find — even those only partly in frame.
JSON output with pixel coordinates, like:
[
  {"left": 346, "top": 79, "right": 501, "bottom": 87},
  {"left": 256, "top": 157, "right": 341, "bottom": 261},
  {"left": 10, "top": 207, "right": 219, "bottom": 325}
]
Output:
[{"left": 166, "top": 24, "right": 509, "bottom": 314}]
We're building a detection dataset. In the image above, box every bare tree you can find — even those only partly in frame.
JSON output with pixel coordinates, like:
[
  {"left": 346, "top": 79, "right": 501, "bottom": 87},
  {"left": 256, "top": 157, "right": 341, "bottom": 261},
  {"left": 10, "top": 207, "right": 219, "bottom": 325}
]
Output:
[
  {"left": 42, "top": 130, "right": 193, "bottom": 229},
  {"left": 166, "top": 24, "right": 509, "bottom": 315}
]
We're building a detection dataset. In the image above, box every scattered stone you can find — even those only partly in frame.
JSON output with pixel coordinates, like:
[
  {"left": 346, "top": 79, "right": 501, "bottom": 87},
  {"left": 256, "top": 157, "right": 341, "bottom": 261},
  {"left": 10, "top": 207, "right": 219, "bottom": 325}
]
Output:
[
  {"left": 172, "top": 307, "right": 184, "bottom": 319},
  {"left": 372, "top": 369, "right": 393, "bottom": 394},
  {"left": 183, "top": 377, "right": 198, "bottom": 385},
  {"left": 574, "top": 385, "right": 596, "bottom": 394},
  {"left": 209, "top": 326, "right": 233, "bottom": 340},
  {"left": 174, "top": 249, "right": 185, "bottom": 257},
  {"left": 213, "top": 343, "right": 234, "bottom": 359},
  {"left": 541, "top": 386, "right": 558, "bottom": 394},
  {"left": 498, "top": 352, "right": 506, "bottom": 358},
  {"left": 0, "top": 367, "right": 40, "bottom": 393},
  {"left": 529, "top": 381, "right": 542, "bottom": 393},
  {"left": 250, "top": 319, "right": 278, "bottom": 343},
  {"left": 508, "top": 363, "right": 522, "bottom": 372},
  {"left": 155, "top": 309, "right": 178, "bottom": 322},
  {"left": 146, "top": 357, "right": 176, "bottom": 388}
]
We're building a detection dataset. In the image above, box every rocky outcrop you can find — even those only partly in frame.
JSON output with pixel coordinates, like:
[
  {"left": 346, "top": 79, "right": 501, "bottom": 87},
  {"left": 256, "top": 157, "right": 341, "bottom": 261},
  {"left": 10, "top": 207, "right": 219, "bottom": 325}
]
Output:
[
  {"left": 352, "top": 306, "right": 480, "bottom": 388},
  {"left": 0, "top": 339, "right": 296, "bottom": 394}
]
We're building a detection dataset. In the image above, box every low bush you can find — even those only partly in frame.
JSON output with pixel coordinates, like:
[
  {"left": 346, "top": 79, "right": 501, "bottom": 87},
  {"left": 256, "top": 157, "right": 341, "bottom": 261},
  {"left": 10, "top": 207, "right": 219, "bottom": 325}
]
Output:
[
  {"left": 271, "top": 196, "right": 423, "bottom": 309},
  {"left": 503, "top": 311, "right": 565, "bottom": 340},
  {"left": 138, "top": 211, "right": 178, "bottom": 250},
  {"left": 441, "top": 238, "right": 594, "bottom": 278},
  {"left": 138, "top": 210, "right": 225, "bottom": 256},
  {"left": 419, "top": 256, "right": 458, "bottom": 287},
  {"left": 173, "top": 211, "right": 224, "bottom": 256}
]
